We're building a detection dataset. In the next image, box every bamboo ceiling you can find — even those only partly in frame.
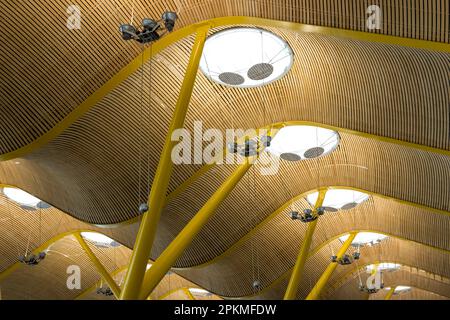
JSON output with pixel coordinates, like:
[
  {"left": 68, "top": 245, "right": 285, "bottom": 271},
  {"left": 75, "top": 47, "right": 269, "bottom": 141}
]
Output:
[{"left": 0, "top": 0, "right": 449, "bottom": 300}]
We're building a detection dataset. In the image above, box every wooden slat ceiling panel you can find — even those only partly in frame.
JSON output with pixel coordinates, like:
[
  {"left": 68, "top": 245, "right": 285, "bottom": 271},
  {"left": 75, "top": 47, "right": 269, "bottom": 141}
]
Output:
[
  {"left": 159, "top": 134, "right": 450, "bottom": 267},
  {"left": 370, "top": 287, "right": 448, "bottom": 300},
  {"left": 0, "top": 26, "right": 449, "bottom": 225},
  {"left": 328, "top": 268, "right": 450, "bottom": 300},
  {"left": 1, "top": 131, "right": 450, "bottom": 258},
  {"left": 0, "top": 235, "right": 130, "bottom": 299},
  {"left": 0, "top": 0, "right": 448, "bottom": 154},
  {"left": 0, "top": 192, "right": 138, "bottom": 274},
  {"left": 254, "top": 237, "right": 450, "bottom": 300},
  {"left": 1, "top": 188, "right": 448, "bottom": 299},
  {"left": 0, "top": 0, "right": 449, "bottom": 300},
  {"left": 175, "top": 198, "right": 450, "bottom": 297}
]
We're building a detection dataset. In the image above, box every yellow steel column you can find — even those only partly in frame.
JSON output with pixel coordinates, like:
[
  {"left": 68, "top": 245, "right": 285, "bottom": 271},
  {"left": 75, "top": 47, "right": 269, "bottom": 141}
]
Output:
[
  {"left": 183, "top": 288, "right": 196, "bottom": 300},
  {"left": 284, "top": 188, "right": 327, "bottom": 300},
  {"left": 384, "top": 286, "right": 396, "bottom": 300},
  {"left": 139, "top": 160, "right": 252, "bottom": 299},
  {"left": 120, "top": 24, "right": 210, "bottom": 300},
  {"left": 74, "top": 233, "right": 121, "bottom": 298},
  {"left": 306, "top": 232, "right": 357, "bottom": 300}
]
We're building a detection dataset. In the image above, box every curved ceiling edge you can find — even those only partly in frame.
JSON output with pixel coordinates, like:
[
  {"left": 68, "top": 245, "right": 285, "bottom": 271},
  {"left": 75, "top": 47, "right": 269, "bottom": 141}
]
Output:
[
  {"left": 179, "top": 185, "right": 450, "bottom": 270},
  {"left": 1, "top": 16, "right": 449, "bottom": 161},
  {"left": 229, "top": 230, "right": 450, "bottom": 299}
]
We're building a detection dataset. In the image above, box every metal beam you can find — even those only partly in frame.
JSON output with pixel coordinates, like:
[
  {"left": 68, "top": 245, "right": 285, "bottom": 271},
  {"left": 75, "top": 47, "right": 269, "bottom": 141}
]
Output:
[
  {"left": 306, "top": 232, "right": 357, "bottom": 300},
  {"left": 384, "top": 286, "right": 396, "bottom": 300},
  {"left": 284, "top": 188, "right": 327, "bottom": 300},
  {"left": 119, "top": 24, "right": 210, "bottom": 300},
  {"left": 74, "top": 233, "right": 121, "bottom": 298},
  {"left": 138, "top": 159, "right": 252, "bottom": 299}
]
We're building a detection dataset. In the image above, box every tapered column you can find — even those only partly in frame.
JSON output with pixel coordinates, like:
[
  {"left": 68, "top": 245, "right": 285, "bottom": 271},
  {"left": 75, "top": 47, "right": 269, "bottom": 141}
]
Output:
[
  {"left": 139, "top": 160, "right": 252, "bottom": 299},
  {"left": 75, "top": 233, "right": 121, "bottom": 298},
  {"left": 120, "top": 24, "right": 210, "bottom": 300},
  {"left": 284, "top": 188, "right": 327, "bottom": 300},
  {"left": 384, "top": 286, "right": 396, "bottom": 300},
  {"left": 306, "top": 232, "right": 357, "bottom": 300}
]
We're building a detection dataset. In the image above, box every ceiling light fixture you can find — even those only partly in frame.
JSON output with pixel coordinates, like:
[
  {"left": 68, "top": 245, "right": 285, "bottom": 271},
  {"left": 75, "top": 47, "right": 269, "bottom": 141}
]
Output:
[
  {"left": 339, "top": 232, "right": 388, "bottom": 247},
  {"left": 306, "top": 189, "right": 369, "bottom": 212},
  {"left": 119, "top": 11, "right": 177, "bottom": 44},
  {"left": 80, "top": 232, "right": 120, "bottom": 248},
  {"left": 200, "top": 27, "right": 293, "bottom": 88},
  {"left": 267, "top": 125, "right": 340, "bottom": 162}
]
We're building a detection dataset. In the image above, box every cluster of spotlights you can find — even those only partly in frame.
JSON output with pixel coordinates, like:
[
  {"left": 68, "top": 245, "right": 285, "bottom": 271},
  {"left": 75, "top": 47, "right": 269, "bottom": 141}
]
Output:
[
  {"left": 18, "top": 252, "right": 46, "bottom": 266},
  {"left": 289, "top": 207, "right": 325, "bottom": 223},
  {"left": 96, "top": 286, "right": 114, "bottom": 296},
  {"left": 331, "top": 252, "right": 360, "bottom": 265},
  {"left": 119, "top": 11, "right": 177, "bottom": 44},
  {"left": 227, "top": 135, "right": 272, "bottom": 157},
  {"left": 359, "top": 283, "right": 384, "bottom": 294}
]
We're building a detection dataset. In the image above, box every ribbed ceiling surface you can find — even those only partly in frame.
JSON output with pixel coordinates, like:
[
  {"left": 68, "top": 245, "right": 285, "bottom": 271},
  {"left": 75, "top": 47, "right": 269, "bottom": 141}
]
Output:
[{"left": 0, "top": 0, "right": 449, "bottom": 300}]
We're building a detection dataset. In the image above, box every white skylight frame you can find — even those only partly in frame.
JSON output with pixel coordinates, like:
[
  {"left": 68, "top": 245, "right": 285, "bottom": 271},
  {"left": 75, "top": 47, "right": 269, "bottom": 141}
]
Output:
[
  {"left": 306, "top": 189, "right": 369, "bottom": 212},
  {"left": 385, "top": 286, "right": 411, "bottom": 294},
  {"left": 266, "top": 125, "right": 340, "bottom": 161},
  {"left": 80, "top": 232, "right": 120, "bottom": 248},
  {"left": 189, "top": 288, "right": 212, "bottom": 297},
  {"left": 366, "top": 263, "right": 401, "bottom": 272},
  {"left": 339, "top": 232, "right": 388, "bottom": 247},
  {"left": 200, "top": 27, "right": 294, "bottom": 88},
  {"left": 3, "top": 187, "right": 42, "bottom": 208}
]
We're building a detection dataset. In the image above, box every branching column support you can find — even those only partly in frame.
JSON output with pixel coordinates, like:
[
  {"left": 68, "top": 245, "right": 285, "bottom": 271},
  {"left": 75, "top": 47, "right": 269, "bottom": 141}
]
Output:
[
  {"left": 74, "top": 233, "right": 121, "bottom": 299},
  {"left": 139, "top": 160, "right": 253, "bottom": 299},
  {"left": 119, "top": 24, "right": 210, "bottom": 300},
  {"left": 306, "top": 232, "right": 358, "bottom": 300},
  {"left": 284, "top": 188, "right": 327, "bottom": 300},
  {"left": 384, "top": 286, "right": 396, "bottom": 300}
]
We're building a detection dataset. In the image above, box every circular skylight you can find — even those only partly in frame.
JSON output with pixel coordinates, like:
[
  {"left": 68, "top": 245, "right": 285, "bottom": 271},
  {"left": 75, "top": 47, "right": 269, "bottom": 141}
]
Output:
[
  {"left": 200, "top": 27, "right": 293, "bottom": 88},
  {"left": 306, "top": 189, "right": 369, "bottom": 212},
  {"left": 266, "top": 125, "right": 339, "bottom": 161},
  {"left": 3, "top": 187, "right": 41, "bottom": 208},
  {"left": 339, "top": 232, "right": 388, "bottom": 247},
  {"left": 80, "top": 232, "right": 120, "bottom": 248},
  {"left": 366, "top": 263, "right": 401, "bottom": 272}
]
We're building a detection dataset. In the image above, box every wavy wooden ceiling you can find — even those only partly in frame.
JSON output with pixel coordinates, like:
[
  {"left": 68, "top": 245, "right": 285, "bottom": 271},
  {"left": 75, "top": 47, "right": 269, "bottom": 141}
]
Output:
[
  {"left": 1, "top": 189, "right": 449, "bottom": 299},
  {"left": 328, "top": 267, "right": 450, "bottom": 300},
  {"left": 1, "top": 0, "right": 448, "bottom": 154},
  {"left": 0, "top": 0, "right": 449, "bottom": 299},
  {"left": 0, "top": 196, "right": 217, "bottom": 300},
  {"left": 369, "top": 286, "right": 449, "bottom": 300}
]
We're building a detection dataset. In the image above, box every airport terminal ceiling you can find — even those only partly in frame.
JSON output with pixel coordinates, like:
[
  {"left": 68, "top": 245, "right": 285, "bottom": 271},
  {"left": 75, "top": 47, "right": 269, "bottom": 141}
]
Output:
[{"left": 0, "top": 0, "right": 449, "bottom": 305}]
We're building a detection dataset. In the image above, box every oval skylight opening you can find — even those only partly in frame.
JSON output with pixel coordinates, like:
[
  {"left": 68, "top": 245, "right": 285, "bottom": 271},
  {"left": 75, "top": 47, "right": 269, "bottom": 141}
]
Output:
[
  {"left": 80, "top": 232, "right": 120, "bottom": 248},
  {"left": 3, "top": 187, "right": 41, "bottom": 208},
  {"left": 366, "top": 263, "right": 401, "bottom": 272},
  {"left": 339, "top": 232, "right": 388, "bottom": 247},
  {"left": 189, "top": 288, "right": 212, "bottom": 297},
  {"left": 200, "top": 27, "right": 293, "bottom": 88},
  {"left": 266, "top": 125, "right": 339, "bottom": 161},
  {"left": 385, "top": 286, "right": 411, "bottom": 294},
  {"left": 306, "top": 189, "right": 369, "bottom": 211}
]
